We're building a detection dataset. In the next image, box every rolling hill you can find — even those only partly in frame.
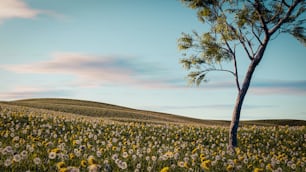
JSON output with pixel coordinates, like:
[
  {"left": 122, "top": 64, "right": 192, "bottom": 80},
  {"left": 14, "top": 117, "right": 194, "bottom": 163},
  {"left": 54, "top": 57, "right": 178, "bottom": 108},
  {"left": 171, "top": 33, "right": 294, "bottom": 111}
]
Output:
[{"left": 1, "top": 98, "right": 305, "bottom": 126}]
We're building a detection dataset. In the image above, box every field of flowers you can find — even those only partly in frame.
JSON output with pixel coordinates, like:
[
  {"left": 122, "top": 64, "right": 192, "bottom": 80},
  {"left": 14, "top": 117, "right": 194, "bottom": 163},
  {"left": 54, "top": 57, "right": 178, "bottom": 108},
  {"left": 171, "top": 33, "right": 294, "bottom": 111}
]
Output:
[{"left": 0, "top": 105, "right": 305, "bottom": 172}]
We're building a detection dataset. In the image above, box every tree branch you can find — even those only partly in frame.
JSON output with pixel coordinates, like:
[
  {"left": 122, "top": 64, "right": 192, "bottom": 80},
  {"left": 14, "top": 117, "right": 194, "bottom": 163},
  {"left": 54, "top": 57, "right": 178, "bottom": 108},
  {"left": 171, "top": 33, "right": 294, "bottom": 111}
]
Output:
[
  {"left": 253, "top": 0, "right": 269, "bottom": 35},
  {"left": 237, "top": 28, "right": 253, "bottom": 60},
  {"left": 251, "top": 23, "right": 263, "bottom": 45},
  {"left": 233, "top": 55, "right": 241, "bottom": 91},
  {"left": 269, "top": 0, "right": 302, "bottom": 35}
]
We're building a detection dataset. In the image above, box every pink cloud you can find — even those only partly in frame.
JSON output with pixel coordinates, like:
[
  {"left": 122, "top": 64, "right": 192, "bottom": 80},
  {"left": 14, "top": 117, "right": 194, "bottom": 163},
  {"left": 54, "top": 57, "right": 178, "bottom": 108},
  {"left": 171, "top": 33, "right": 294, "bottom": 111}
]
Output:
[
  {"left": 250, "top": 87, "right": 306, "bottom": 96},
  {"left": 0, "top": 86, "right": 72, "bottom": 100},
  {"left": 0, "top": 0, "right": 64, "bottom": 23},
  {"left": 1, "top": 52, "right": 174, "bottom": 88},
  {"left": 0, "top": 0, "right": 40, "bottom": 22}
]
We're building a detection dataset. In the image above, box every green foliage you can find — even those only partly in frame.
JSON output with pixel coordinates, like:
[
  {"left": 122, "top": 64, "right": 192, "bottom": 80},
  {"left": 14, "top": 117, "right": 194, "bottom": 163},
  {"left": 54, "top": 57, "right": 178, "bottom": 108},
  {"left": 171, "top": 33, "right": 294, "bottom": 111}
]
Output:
[{"left": 179, "top": 0, "right": 306, "bottom": 86}]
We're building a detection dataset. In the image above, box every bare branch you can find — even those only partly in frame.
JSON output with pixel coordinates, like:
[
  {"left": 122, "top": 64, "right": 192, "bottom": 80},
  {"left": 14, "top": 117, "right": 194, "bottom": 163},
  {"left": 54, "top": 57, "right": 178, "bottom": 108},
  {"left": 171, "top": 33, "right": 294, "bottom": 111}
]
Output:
[
  {"left": 269, "top": 0, "right": 302, "bottom": 35},
  {"left": 237, "top": 28, "right": 253, "bottom": 60},
  {"left": 253, "top": 0, "right": 270, "bottom": 35},
  {"left": 282, "top": 0, "right": 290, "bottom": 7},
  {"left": 251, "top": 23, "right": 263, "bottom": 45}
]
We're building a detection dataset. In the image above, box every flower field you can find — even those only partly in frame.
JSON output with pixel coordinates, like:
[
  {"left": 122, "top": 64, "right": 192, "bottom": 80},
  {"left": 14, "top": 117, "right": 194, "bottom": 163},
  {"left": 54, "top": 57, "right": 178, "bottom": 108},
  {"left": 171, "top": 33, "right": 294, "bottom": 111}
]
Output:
[{"left": 0, "top": 105, "right": 305, "bottom": 172}]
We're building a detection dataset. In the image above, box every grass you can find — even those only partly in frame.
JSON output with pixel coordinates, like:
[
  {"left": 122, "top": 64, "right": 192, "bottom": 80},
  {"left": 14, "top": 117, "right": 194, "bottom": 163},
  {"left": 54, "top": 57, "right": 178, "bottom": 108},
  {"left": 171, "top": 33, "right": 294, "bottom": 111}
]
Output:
[
  {"left": 0, "top": 101, "right": 305, "bottom": 171},
  {"left": 1, "top": 98, "right": 305, "bottom": 126}
]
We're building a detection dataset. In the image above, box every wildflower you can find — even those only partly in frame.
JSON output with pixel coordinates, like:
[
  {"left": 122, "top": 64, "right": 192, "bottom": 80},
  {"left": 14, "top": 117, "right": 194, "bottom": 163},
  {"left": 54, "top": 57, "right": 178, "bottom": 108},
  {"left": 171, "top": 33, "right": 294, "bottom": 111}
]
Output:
[
  {"left": 69, "top": 153, "right": 75, "bottom": 159},
  {"left": 226, "top": 164, "right": 234, "bottom": 171},
  {"left": 201, "top": 160, "right": 211, "bottom": 170},
  {"left": 67, "top": 166, "right": 80, "bottom": 172},
  {"left": 49, "top": 151, "right": 57, "bottom": 159},
  {"left": 56, "top": 161, "right": 66, "bottom": 169},
  {"left": 88, "top": 164, "right": 100, "bottom": 172},
  {"left": 119, "top": 161, "right": 128, "bottom": 169},
  {"left": 13, "top": 154, "right": 22, "bottom": 162},
  {"left": 80, "top": 160, "right": 87, "bottom": 167},
  {"left": 177, "top": 161, "right": 185, "bottom": 168},
  {"left": 87, "top": 155, "right": 96, "bottom": 165},
  {"left": 4, "top": 158, "right": 12, "bottom": 167},
  {"left": 51, "top": 147, "right": 61, "bottom": 153},
  {"left": 122, "top": 151, "right": 128, "bottom": 158},
  {"left": 266, "top": 163, "right": 273, "bottom": 171},
  {"left": 253, "top": 168, "right": 264, "bottom": 172},
  {"left": 136, "top": 163, "right": 141, "bottom": 169},
  {"left": 96, "top": 150, "right": 102, "bottom": 157},
  {"left": 184, "top": 161, "right": 188, "bottom": 168},
  {"left": 33, "top": 157, "right": 41, "bottom": 165},
  {"left": 160, "top": 166, "right": 170, "bottom": 172},
  {"left": 59, "top": 167, "right": 69, "bottom": 172}
]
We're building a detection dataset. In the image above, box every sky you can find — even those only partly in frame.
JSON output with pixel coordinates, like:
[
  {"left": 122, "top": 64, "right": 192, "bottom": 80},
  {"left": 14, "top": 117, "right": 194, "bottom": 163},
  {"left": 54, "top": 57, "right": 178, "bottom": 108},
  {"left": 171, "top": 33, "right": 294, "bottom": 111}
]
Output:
[{"left": 0, "top": 0, "right": 305, "bottom": 120}]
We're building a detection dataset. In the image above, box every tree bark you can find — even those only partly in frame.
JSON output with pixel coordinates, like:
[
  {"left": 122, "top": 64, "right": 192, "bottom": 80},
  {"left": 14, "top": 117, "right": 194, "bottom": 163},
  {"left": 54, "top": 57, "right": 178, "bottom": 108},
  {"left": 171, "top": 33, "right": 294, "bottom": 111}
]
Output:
[{"left": 228, "top": 60, "right": 258, "bottom": 151}]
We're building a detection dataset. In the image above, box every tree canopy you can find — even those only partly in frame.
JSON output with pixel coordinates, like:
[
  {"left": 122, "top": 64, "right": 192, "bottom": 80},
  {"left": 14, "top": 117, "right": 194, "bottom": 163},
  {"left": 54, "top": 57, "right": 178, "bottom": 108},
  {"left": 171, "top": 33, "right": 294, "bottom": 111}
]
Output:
[{"left": 178, "top": 0, "right": 305, "bottom": 88}]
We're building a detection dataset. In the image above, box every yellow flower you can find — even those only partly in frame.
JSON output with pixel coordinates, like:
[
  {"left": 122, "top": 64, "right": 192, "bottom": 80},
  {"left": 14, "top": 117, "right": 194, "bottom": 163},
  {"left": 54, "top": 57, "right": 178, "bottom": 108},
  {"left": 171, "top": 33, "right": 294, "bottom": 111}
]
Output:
[
  {"left": 160, "top": 167, "right": 170, "bottom": 172},
  {"left": 201, "top": 160, "right": 211, "bottom": 170},
  {"left": 192, "top": 148, "right": 198, "bottom": 154},
  {"left": 80, "top": 160, "right": 87, "bottom": 167},
  {"left": 51, "top": 148, "right": 61, "bottom": 153},
  {"left": 254, "top": 168, "right": 264, "bottom": 172},
  {"left": 226, "top": 164, "right": 234, "bottom": 171},
  {"left": 266, "top": 163, "right": 273, "bottom": 171},
  {"left": 235, "top": 147, "right": 241, "bottom": 154},
  {"left": 87, "top": 155, "right": 96, "bottom": 165},
  {"left": 184, "top": 162, "right": 188, "bottom": 168},
  {"left": 69, "top": 153, "right": 75, "bottom": 159},
  {"left": 59, "top": 167, "right": 69, "bottom": 172},
  {"left": 56, "top": 161, "right": 65, "bottom": 169}
]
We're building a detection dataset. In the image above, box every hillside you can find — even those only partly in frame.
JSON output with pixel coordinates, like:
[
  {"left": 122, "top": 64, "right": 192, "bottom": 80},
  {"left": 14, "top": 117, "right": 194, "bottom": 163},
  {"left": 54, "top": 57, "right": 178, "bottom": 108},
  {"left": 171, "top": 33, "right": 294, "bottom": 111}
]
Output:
[
  {"left": 1, "top": 98, "right": 305, "bottom": 126},
  {"left": 0, "top": 98, "right": 229, "bottom": 125}
]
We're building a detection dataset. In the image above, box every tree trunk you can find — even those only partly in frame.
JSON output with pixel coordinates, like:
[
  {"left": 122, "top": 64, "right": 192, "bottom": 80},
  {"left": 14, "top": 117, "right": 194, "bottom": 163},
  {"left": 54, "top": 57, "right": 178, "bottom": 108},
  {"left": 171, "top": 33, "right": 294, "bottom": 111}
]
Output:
[{"left": 228, "top": 60, "right": 258, "bottom": 151}]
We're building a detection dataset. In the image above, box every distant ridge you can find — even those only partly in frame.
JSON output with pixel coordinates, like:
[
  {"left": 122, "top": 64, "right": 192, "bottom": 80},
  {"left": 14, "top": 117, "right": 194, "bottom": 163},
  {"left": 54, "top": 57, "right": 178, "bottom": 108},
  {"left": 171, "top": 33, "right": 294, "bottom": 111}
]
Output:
[{"left": 1, "top": 98, "right": 305, "bottom": 126}]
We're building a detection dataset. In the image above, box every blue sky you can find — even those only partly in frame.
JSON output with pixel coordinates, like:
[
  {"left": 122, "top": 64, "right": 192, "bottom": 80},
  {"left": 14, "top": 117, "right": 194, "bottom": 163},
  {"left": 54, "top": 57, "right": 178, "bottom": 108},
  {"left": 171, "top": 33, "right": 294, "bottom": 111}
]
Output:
[{"left": 0, "top": 0, "right": 305, "bottom": 120}]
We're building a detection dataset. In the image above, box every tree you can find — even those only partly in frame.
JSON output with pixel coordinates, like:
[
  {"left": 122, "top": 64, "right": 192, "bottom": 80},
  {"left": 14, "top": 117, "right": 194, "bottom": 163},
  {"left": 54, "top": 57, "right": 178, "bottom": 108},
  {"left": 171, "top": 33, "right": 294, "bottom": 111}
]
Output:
[{"left": 178, "top": 0, "right": 305, "bottom": 151}]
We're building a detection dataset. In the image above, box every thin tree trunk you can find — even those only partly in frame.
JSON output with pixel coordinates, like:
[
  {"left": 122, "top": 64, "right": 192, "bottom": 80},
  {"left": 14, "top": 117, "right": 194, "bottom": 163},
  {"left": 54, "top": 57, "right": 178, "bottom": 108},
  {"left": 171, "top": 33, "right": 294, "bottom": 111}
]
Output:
[
  {"left": 228, "top": 60, "right": 258, "bottom": 151},
  {"left": 228, "top": 35, "right": 269, "bottom": 151}
]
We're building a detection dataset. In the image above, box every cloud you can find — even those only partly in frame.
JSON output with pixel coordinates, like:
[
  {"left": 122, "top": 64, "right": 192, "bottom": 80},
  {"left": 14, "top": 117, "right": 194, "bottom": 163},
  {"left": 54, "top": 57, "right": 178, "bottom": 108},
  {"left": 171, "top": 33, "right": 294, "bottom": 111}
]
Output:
[
  {"left": 0, "top": 86, "right": 73, "bottom": 100},
  {"left": 250, "top": 80, "right": 306, "bottom": 95},
  {"left": 0, "top": 52, "right": 174, "bottom": 89},
  {"left": 141, "top": 104, "right": 275, "bottom": 112},
  {"left": 0, "top": 0, "right": 39, "bottom": 22},
  {"left": 190, "top": 79, "right": 306, "bottom": 96},
  {"left": 0, "top": 0, "right": 63, "bottom": 23}
]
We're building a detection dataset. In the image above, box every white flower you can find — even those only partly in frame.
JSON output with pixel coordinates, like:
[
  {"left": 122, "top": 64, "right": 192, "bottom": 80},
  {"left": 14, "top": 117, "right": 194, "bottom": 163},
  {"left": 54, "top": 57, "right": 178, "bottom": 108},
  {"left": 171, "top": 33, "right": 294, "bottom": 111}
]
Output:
[
  {"left": 33, "top": 157, "right": 41, "bottom": 165},
  {"left": 4, "top": 158, "right": 12, "bottom": 167},
  {"left": 21, "top": 150, "right": 28, "bottom": 158},
  {"left": 13, "top": 154, "right": 22, "bottom": 162},
  {"left": 122, "top": 152, "right": 128, "bottom": 158},
  {"left": 49, "top": 152, "right": 56, "bottom": 159}
]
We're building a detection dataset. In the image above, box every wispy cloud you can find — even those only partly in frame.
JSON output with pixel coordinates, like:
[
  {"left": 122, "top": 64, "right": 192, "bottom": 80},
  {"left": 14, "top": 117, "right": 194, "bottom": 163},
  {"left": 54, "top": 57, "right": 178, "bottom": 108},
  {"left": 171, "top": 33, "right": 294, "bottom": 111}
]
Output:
[
  {"left": 192, "top": 79, "right": 306, "bottom": 96},
  {"left": 141, "top": 104, "right": 275, "bottom": 111},
  {"left": 1, "top": 52, "right": 174, "bottom": 88},
  {"left": 250, "top": 80, "right": 306, "bottom": 95},
  {"left": 0, "top": 0, "right": 62, "bottom": 23},
  {"left": 0, "top": 86, "right": 73, "bottom": 100},
  {"left": 0, "top": 0, "right": 39, "bottom": 22}
]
